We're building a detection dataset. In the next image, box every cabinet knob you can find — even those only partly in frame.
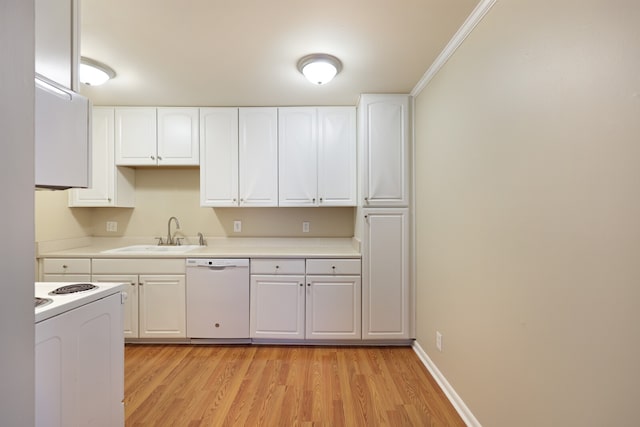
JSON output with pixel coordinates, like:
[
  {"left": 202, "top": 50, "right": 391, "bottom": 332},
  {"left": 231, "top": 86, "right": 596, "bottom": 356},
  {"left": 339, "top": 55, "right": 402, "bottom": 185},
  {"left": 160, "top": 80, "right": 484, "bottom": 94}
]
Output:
[
  {"left": 215, "top": 323, "right": 220, "bottom": 328},
  {"left": 364, "top": 197, "right": 369, "bottom": 203},
  {"left": 157, "top": 156, "right": 163, "bottom": 161},
  {"left": 312, "top": 198, "right": 316, "bottom": 203},
  {"left": 62, "top": 264, "right": 68, "bottom": 269},
  {"left": 319, "top": 198, "right": 323, "bottom": 203},
  {"left": 150, "top": 155, "right": 155, "bottom": 160},
  {"left": 299, "top": 283, "right": 303, "bottom": 287},
  {"left": 307, "top": 283, "right": 311, "bottom": 287}
]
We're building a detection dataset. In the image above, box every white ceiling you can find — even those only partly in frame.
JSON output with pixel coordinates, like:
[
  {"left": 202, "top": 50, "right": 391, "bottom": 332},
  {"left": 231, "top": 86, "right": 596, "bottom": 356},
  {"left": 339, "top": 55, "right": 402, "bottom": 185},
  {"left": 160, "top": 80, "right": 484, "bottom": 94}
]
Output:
[{"left": 79, "top": 0, "right": 478, "bottom": 107}]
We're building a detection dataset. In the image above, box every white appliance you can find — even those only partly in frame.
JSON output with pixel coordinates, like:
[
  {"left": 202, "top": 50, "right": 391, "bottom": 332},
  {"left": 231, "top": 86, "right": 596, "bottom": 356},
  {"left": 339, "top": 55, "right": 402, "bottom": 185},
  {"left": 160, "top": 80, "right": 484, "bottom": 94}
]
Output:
[
  {"left": 35, "top": 75, "right": 91, "bottom": 189},
  {"left": 35, "top": 282, "right": 126, "bottom": 427},
  {"left": 186, "top": 258, "right": 250, "bottom": 340}
]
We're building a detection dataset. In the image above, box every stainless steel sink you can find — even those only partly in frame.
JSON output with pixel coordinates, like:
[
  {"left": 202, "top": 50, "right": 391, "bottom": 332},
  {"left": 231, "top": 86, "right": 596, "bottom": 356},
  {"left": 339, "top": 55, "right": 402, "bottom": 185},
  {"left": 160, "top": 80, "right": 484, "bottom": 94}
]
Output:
[{"left": 101, "top": 245, "right": 201, "bottom": 254}]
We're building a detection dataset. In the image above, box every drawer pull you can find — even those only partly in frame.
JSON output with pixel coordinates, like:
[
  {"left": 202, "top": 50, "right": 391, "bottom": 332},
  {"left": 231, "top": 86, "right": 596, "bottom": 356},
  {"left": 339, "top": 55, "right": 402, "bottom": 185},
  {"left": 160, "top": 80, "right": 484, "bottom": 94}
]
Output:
[{"left": 62, "top": 265, "right": 68, "bottom": 269}]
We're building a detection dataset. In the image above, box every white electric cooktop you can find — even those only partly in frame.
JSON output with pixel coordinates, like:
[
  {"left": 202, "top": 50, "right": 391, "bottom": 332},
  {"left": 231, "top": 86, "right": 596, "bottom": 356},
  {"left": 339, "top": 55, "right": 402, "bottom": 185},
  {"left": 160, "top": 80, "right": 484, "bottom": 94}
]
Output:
[{"left": 35, "top": 282, "right": 126, "bottom": 323}]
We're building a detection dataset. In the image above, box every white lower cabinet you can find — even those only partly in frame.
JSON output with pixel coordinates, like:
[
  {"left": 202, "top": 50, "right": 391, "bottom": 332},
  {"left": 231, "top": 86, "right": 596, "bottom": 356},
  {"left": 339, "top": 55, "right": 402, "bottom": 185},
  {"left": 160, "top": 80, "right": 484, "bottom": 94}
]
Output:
[
  {"left": 250, "top": 259, "right": 305, "bottom": 339},
  {"left": 250, "top": 258, "right": 361, "bottom": 341},
  {"left": 362, "top": 208, "right": 411, "bottom": 340},
  {"left": 92, "top": 259, "right": 186, "bottom": 339}
]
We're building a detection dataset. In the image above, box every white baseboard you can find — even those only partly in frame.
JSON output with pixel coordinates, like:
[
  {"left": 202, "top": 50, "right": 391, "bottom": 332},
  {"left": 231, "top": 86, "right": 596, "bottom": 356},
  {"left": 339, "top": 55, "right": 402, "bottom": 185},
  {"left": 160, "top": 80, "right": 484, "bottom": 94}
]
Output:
[{"left": 412, "top": 341, "right": 482, "bottom": 427}]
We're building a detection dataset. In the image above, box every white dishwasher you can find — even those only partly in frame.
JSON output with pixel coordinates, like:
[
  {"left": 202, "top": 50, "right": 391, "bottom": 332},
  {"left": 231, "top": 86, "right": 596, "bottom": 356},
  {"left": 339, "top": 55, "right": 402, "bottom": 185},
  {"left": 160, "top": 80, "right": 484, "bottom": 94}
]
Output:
[{"left": 186, "top": 258, "right": 250, "bottom": 339}]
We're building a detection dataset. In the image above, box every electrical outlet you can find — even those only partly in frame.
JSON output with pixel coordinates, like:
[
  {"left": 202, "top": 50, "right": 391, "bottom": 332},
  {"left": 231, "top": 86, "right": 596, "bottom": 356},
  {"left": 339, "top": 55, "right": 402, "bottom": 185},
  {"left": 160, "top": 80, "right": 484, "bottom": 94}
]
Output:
[
  {"left": 106, "top": 221, "right": 118, "bottom": 232},
  {"left": 302, "top": 221, "right": 310, "bottom": 233},
  {"left": 233, "top": 220, "right": 242, "bottom": 233},
  {"left": 436, "top": 331, "right": 443, "bottom": 352}
]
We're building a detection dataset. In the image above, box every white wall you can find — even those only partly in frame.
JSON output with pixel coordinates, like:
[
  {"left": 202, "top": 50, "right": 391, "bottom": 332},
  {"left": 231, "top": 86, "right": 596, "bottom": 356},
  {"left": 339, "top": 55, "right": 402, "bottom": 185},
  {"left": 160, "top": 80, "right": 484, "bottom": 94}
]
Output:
[
  {"left": 414, "top": 1, "right": 640, "bottom": 426},
  {"left": 0, "top": 0, "right": 35, "bottom": 424}
]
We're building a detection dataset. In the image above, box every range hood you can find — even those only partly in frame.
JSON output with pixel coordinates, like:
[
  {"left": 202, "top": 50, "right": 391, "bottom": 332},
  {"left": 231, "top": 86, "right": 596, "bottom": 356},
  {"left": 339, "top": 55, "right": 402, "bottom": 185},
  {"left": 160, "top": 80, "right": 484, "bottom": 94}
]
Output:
[{"left": 35, "top": 75, "right": 91, "bottom": 190}]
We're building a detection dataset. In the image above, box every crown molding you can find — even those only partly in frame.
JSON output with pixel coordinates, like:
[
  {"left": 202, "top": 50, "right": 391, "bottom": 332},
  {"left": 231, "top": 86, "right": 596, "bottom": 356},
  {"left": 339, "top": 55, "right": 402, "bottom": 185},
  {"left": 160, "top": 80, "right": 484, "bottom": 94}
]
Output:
[{"left": 411, "top": 0, "right": 497, "bottom": 96}]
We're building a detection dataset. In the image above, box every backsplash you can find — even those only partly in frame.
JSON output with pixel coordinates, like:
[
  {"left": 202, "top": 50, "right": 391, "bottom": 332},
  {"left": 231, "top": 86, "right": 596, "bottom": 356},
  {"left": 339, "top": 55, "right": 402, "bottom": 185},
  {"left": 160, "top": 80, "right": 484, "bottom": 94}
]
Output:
[{"left": 35, "top": 168, "right": 355, "bottom": 242}]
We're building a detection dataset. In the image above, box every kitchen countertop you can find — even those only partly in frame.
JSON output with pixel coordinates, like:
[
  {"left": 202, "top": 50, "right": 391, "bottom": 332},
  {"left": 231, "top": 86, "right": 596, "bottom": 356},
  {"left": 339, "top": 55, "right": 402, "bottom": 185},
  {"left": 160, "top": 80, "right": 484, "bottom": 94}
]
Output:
[{"left": 37, "top": 237, "right": 361, "bottom": 259}]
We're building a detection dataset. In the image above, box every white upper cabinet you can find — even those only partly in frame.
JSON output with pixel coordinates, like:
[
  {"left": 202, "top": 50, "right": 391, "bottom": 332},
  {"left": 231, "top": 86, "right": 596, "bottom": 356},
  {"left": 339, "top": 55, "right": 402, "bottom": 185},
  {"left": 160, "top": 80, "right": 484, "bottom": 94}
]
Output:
[
  {"left": 279, "top": 107, "right": 356, "bottom": 207},
  {"left": 35, "top": 0, "right": 78, "bottom": 89},
  {"left": 69, "top": 107, "right": 135, "bottom": 207},
  {"left": 199, "top": 108, "right": 239, "bottom": 207},
  {"left": 199, "top": 107, "right": 278, "bottom": 207},
  {"left": 115, "top": 108, "right": 157, "bottom": 165},
  {"left": 157, "top": 108, "right": 200, "bottom": 165},
  {"left": 318, "top": 107, "right": 357, "bottom": 206},
  {"left": 358, "top": 94, "right": 410, "bottom": 207},
  {"left": 239, "top": 108, "right": 279, "bottom": 207},
  {"left": 115, "top": 107, "right": 199, "bottom": 166},
  {"left": 279, "top": 108, "right": 318, "bottom": 206}
]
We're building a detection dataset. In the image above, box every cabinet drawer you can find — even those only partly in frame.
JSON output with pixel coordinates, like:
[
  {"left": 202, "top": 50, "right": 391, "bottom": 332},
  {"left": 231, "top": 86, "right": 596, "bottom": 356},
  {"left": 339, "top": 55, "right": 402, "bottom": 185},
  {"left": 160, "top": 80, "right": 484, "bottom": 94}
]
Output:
[
  {"left": 306, "top": 259, "right": 361, "bottom": 275},
  {"left": 92, "top": 258, "right": 185, "bottom": 274},
  {"left": 42, "top": 258, "right": 91, "bottom": 274},
  {"left": 250, "top": 259, "right": 305, "bottom": 275}
]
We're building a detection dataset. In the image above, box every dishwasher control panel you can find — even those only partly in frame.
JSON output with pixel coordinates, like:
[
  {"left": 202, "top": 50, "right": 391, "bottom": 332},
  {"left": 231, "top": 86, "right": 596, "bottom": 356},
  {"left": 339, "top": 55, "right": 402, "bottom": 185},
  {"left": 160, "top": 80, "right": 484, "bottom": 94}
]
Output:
[{"left": 186, "top": 258, "right": 249, "bottom": 268}]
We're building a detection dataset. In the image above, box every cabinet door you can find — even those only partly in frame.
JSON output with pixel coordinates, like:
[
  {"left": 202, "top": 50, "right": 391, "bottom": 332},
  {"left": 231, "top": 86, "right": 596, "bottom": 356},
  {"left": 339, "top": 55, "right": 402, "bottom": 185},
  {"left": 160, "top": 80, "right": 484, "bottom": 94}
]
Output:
[
  {"left": 362, "top": 208, "right": 410, "bottom": 339},
  {"left": 115, "top": 107, "right": 157, "bottom": 165},
  {"left": 157, "top": 108, "right": 199, "bottom": 165},
  {"left": 250, "top": 275, "right": 305, "bottom": 339},
  {"left": 42, "top": 274, "right": 91, "bottom": 283},
  {"left": 69, "top": 108, "right": 114, "bottom": 206},
  {"left": 92, "top": 275, "right": 139, "bottom": 338},
  {"left": 317, "top": 107, "right": 356, "bottom": 206},
  {"left": 306, "top": 275, "right": 361, "bottom": 340},
  {"left": 239, "top": 108, "right": 279, "bottom": 207},
  {"left": 138, "top": 275, "right": 186, "bottom": 338},
  {"left": 359, "top": 94, "right": 410, "bottom": 207},
  {"left": 278, "top": 107, "right": 318, "bottom": 206},
  {"left": 68, "top": 108, "right": 136, "bottom": 207},
  {"left": 200, "top": 108, "right": 239, "bottom": 207}
]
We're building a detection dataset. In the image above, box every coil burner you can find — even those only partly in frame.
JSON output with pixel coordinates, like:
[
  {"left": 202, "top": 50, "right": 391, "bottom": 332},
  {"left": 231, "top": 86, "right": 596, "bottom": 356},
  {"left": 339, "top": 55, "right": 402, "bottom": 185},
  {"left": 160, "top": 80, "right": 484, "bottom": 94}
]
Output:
[
  {"left": 49, "top": 283, "right": 98, "bottom": 295},
  {"left": 35, "top": 297, "right": 53, "bottom": 308}
]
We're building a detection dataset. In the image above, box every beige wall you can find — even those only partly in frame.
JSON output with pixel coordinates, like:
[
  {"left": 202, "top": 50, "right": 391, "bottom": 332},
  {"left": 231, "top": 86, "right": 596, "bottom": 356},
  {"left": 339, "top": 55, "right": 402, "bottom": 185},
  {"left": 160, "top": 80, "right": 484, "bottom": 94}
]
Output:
[
  {"left": 35, "top": 168, "right": 354, "bottom": 242},
  {"left": 414, "top": 1, "right": 640, "bottom": 426}
]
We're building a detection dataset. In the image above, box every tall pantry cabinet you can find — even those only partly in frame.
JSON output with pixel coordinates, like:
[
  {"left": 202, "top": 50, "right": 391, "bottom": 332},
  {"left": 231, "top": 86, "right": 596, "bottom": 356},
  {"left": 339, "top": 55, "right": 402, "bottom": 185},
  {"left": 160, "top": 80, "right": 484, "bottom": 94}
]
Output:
[{"left": 357, "top": 94, "right": 412, "bottom": 340}]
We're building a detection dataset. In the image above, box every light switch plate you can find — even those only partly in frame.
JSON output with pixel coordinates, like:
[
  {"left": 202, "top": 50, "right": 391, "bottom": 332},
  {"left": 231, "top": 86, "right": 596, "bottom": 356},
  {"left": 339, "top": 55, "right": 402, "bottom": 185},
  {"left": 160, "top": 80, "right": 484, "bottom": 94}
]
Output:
[
  {"left": 106, "top": 221, "right": 118, "bottom": 232},
  {"left": 302, "top": 221, "right": 310, "bottom": 233},
  {"left": 233, "top": 220, "right": 242, "bottom": 233}
]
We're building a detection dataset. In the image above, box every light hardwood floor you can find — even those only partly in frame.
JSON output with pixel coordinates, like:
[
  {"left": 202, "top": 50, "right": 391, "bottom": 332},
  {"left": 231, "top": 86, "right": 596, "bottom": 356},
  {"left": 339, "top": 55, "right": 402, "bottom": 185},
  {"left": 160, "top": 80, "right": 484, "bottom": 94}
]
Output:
[{"left": 124, "top": 345, "right": 465, "bottom": 426}]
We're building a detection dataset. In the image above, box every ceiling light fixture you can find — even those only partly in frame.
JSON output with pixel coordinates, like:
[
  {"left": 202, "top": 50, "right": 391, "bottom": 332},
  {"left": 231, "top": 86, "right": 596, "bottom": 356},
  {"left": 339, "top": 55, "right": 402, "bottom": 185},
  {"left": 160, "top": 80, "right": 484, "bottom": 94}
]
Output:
[
  {"left": 297, "top": 53, "right": 342, "bottom": 85},
  {"left": 79, "top": 57, "right": 116, "bottom": 86}
]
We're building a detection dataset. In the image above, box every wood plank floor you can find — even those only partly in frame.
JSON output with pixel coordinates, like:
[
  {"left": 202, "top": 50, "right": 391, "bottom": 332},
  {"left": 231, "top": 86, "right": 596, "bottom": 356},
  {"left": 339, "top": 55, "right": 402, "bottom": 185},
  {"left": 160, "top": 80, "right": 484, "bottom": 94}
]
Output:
[{"left": 124, "top": 345, "right": 465, "bottom": 426}]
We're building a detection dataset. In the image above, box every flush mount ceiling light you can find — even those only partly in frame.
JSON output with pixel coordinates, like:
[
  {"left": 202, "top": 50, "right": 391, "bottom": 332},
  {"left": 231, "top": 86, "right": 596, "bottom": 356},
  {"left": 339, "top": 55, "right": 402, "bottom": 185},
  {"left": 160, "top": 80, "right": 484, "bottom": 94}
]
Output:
[
  {"left": 79, "top": 57, "right": 116, "bottom": 86},
  {"left": 297, "top": 53, "right": 342, "bottom": 85}
]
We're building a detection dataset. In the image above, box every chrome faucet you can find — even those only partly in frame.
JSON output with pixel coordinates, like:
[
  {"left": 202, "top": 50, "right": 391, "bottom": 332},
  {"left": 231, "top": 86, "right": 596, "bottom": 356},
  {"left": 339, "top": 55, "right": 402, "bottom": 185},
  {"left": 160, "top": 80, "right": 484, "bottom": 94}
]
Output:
[{"left": 167, "top": 216, "right": 180, "bottom": 245}]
